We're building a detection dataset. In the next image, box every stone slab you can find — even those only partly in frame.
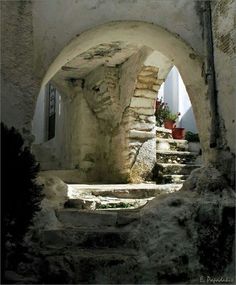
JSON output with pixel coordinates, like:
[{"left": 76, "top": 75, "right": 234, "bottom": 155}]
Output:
[
  {"left": 56, "top": 209, "right": 117, "bottom": 227},
  {"left": 42, "top": 228, "right": 138, "bottom": 249}
]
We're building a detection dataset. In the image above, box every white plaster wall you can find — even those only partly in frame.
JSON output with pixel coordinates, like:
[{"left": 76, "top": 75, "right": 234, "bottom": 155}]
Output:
[
  {"left": 162, "top": 66, "right": 197, "bottom": 132},
  {"left": 178, "top": 72, "right": 197, "bottom": 132},
  {"left": 32, "top": 0, "right": 204, "bottom": 78},
  {"left": 164, "top": 67, "right": 179, "bottom": 115},
  {"left": 144, "top": 51, "right": 173, "bottom": 80}
]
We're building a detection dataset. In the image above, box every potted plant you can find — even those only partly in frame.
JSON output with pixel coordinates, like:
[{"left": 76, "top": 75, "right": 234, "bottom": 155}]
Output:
[
  {"left": 185, "top": 131, "right": 201, "bottom": 153},
  {"left": 172, "top": 127, "right": 185, "bottom": 139},
  {"left": 155, "top": 99, "right": 180, "bottom": 129}
]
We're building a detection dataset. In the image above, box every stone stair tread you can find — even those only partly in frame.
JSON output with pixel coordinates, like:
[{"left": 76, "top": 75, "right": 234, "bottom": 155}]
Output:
[
  {"left": 156, "top": 162, "right": 201, "bottom": 167},
  {"left": 90, "top": 184, "right": 181, "bottom": 198},
  {"left": 162, "top": 174, "right": 189, "bottom": 178},
  {"left": 156, "top": 137, "right": 187, "bottom": 143},
  {"left": 44, "top": 226, "right": 132, "bottom": 232},
  {"left": 156, "top": 150, "right": 196, "bottom": 155},
  {"left": 68, "top": 197, "right": 152, "bottom": 202},
  {"left": 42, "top": 227, "right": 139, "bottom": 249},
  {"left": 69, "top": 183, "right": 162, "bottom": 191},
  {"left": 41, "top": 247, "right": 138, "bottom": 257},
  {"left": 155, "top": 163, "right": 201, "bottom": 176},
  {"left": 160, "top": 174, "right": 189, "bottom": 184},
  {"left": 68, "top": 183, "right": 182, "bottom": 199},
  {"left": 156, "top": 127, "right": 172, "bottom": 133},
  {"left": 57, "top": 208, "right": 119, "bottom": 215},
  {"left": 56, "top": 208, "right": 141, "bottom": 227},
  {"left": 66, "top": 197, "right": 149, "bottom": 210},
  {"left": 40, "top": 248, "right": 139, "bottom": 284}
]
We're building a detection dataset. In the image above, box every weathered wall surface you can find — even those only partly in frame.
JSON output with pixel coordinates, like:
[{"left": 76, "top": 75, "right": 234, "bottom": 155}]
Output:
[
  {"left": 129, "top": 66, "right": 160, "bottom": 182},
  {"left": 1, "top": 0, "right": 40, "bottom": 143},
  {"left": 32, "top": 0, "right": 204, "bottom": 79},
  {"left": 212, "top": 1, "right": 236, "bottom": 146},
  {"left": 1, "top": 0, "right": 235, "bottom": 184},
  {"left": 211, "top": 0, "right": 236, "bottom": 183}
]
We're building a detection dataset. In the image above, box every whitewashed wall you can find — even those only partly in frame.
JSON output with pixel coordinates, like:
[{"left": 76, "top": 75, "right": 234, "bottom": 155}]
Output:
[{"left": 159, "top": 66, "right": 197, "bottom": 133}]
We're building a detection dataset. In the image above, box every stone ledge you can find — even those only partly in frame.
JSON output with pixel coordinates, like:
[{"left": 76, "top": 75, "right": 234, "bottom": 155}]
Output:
[
  {"left": 134, "top": 89, "right": 157, "bottom": 99},
  {"left": 129, "top": 130, "right": 156, "bottom": 139}
]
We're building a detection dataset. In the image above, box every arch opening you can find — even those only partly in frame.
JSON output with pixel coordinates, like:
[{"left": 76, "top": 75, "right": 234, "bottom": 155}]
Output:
[{"left": 32, "top": 21, "right": 208, "bottom": 183}]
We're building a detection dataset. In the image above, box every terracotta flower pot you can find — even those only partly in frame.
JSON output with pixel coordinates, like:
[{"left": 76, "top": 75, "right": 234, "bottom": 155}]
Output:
[
  {"left": 164, "top": 119, "right": 176, "bottom": 129},
  {"left": 172, "top": 127, "right": 185, "bottom": 140}
]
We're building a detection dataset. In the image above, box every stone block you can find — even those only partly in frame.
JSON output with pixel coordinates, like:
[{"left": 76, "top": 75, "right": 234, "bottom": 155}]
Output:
[
  {"left": 137, "top": 75, "right": 158, "bottom": 85},
  {"left": 156, "top": 163, "right": 200, "bottom": 175},
  {"left": 130, "top": 97, "right": 154, "bottom": 108},
  {"left": 139, "top": 70, "right": 156, "bottom": 77},
  {"left": 66, "top": 198, "right": 97, "bottom": 210},
  {"left": 90, "top": 184, "right": 181, "bottom": 199},
  {"left": 130, "top": 138, "right": 156, "bottom": 182},
  {"left": 130, "top": 122, "right": 154, "bottom": 131},
  {"left": 42, "top": 228, "right": 138, "bottom": 249},
  {"left": 136, "top": 82, "right": 153, "bottom": 90},
  {"left": 146, "top": 115, "right": 156, "bottom": 123},
  {"left": 142, "top": 66, "right": 159, "bottom": 73},
  {"left": 134, "top": 89, "right": 157, "bottom": 99},
  {"left": 131, "top": 107, "right": 154, "bottom": 115},
  {"left": 152, "top": 84, "right": 160, "bottom": 91},
  {"left": 56, "top": 209, "right": 117, "bottom": 227},
  {"left": 129, "top": 130, "right": 156, "bottom": 139},
  {"left": 37, "top": 175, "right": 68, "bottom": 209}
]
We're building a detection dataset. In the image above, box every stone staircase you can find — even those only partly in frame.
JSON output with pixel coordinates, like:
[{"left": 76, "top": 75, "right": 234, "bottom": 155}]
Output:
[
  {"left": 35, "top": 127, "right": 202, "bottom": 283},
  {"left": 154, "top": 127, "right": 201, "bottom": 184},
  {"left": 40, "top": 206, "right": 141, "bottom": 283},
  {"left": 64, "top": 183, "right": 182, "bottom": 210},
  {"left": 38, "top": 182, "right": 184, "bottom": 282}
]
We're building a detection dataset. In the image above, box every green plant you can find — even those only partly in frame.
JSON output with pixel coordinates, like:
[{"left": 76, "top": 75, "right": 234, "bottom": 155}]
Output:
[
  {"left": 1, "top": 123, "right": 43, "bottom": 281},
  {"left": 155, "top": 99, "right": 180, "bottom": 126},
  {"left": 185, "top": 131, "right": 200, "bottom": 142}
]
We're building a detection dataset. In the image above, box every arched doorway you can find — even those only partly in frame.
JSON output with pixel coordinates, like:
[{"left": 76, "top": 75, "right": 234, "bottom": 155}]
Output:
[{"left": 32, "top": 21, "right": 209, "bottom": 183}]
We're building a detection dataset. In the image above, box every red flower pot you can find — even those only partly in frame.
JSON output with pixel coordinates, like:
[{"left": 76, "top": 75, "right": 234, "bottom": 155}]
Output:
[
  {"left": 164, "top": 119, "right": 176, "bottom": 129},
  {"left": 172, "top": 128, "right": 185, "bottom": 140}
]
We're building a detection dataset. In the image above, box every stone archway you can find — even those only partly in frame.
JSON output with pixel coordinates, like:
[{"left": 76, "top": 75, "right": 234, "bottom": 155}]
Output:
[{"left": 34, "top": 21, "right": 210, "bottom": 183}]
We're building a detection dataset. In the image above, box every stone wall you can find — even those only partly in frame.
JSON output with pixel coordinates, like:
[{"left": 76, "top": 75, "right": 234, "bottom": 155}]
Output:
[
  {"left": 33, "top": 0, "right": 204, "bottom": 80},
  {"left": 128, "top": 66, "right": 161, "bottom": 182},
  {"left": 2, "top": 1, "right": 235, "bottom": 185},
  {"left": 82, "top": 50, "right": 149, "bottom": 182},
  {"left": 211, "top": 0, "right": 236, "bottom": 185},
  {"left": 1, "top": 0, "right": 40, "bottom": 143}
]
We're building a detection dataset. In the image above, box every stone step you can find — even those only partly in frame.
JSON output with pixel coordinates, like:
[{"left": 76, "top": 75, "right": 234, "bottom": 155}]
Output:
[
  {"left": 68, "top": 183, "right": 182, "bottom": 199},
  {"left": 41, "top": 248, "right": 139, "bottom": 284},
  {"left": 156, "top": 127, "right": 172, "bottom": 139},
  {"left": 156, "top": 137, "right": 189, "bottom": 151},
  {"left": 42, "top": 227, "right": 139, "bottom": 250},
  {"left": 157, "top": 174, "right": 189, "bottom": 184},
  {"left": 56, "top": 209, "right": 141, "bottom": 228},
  {"left": 155, "top": 163, "right": 201, "bottom": 175},
  {"left": 156, "top": 150, "right": 197, "bottom": 164},
  {"left": 66, "top": 197, "right": 150, "bottom": 210},
  {"left": 56, "top": 209, "right": 118, "bottom": 227}
]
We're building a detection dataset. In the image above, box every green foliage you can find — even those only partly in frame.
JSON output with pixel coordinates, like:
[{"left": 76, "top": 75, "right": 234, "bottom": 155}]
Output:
[
  {"left": 185, "top": 131, "right": 200, "bottom": 142},
  {"left": 1, "top": 123, "right": 43, "bottom": 277},
  {"left": 155, "top": 99, "right": 180, "bottom": 126}
]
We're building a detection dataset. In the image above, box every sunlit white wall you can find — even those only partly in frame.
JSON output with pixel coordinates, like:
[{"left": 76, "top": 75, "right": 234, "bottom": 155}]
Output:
[{"left": 158, "top": 66, "right": 197, "bottom": 133}]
